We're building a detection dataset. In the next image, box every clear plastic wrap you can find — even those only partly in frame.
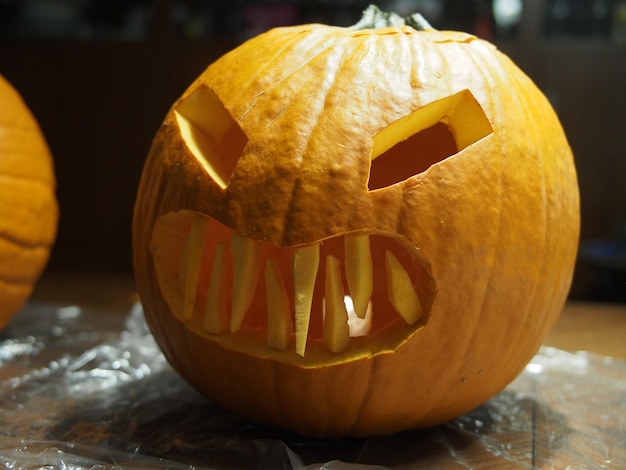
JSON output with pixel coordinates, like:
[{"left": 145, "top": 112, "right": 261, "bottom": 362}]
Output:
[{"left": 1, "top": 301, "right": 624, "bottom": 469}]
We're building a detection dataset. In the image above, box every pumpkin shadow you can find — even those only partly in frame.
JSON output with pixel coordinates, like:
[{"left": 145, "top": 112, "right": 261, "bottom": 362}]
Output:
[{"left": 48, "top": 367, "right": 571, "bottom": 469}]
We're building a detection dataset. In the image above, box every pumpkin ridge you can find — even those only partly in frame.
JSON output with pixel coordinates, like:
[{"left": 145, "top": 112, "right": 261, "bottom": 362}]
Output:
[
  {"left": 425, "top": 174, "right": 504, "bottom": 419},
  {"left": 0, "top": 173, "right": 56, "bottom": 189},
  {"left": 229, "top": 36, "right": 303, "bottom": 104},
  {"left": 195, "top": 31, "right": 301, "bottom": 134},
  {"left": 0, "top": 231, "right": 55, "bottom": 250},
  {"left": 472, "top": 44, "right": 558, "bottom": 395},
  {"left": 344, "top": 357, "right": 376, "bottom": 435},
  {"left": 417, "top": 43, "right": 510, "bottom": 418},
  {"left": 278, "top": 45, "right": 347, "bottom": 246},
  {"left": 258, "top": 41, "right": 340, "bottom": 97},
  {"left": 0, "top": 184, "right": 58, "bottom": 228},
  {"left": 0, "top": 218, "right": 57, "bottom": 248},
  {"left": 219, "top": 30, "right": 341, "bottom": 121},
  {"left": 270, "top": 360, "right": 293, "bottom": 430},
  {"left": 0, "top": 255, "right": 53, "bottom": 298},
  {"left": 389, "top": 61, "right": 507, "bottom": 419},
  {"left": 470, "top": 47, "right": 552, "bottom": 380},
  {"left": 495, "top": 67, "right": 551, "bottom": 377},
  {"left": 0, "top": 122, "right": 40, "bottom": 133},
  {"left": 0, "top": 278, "right": 30, "bottom": 290},
  {"left": 460, "top": 38, "right": 499, "bottom": 99},
  {"left": 0, "top": 270, "right": 44, "bottom": 286}
]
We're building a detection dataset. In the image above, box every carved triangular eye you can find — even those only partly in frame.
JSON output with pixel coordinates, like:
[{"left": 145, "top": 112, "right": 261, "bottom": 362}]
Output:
[
  {"left": 368, "top": 89, "right": 492, "bottom": 191},
  {"left": 174, "top": 86, "right": 248, "bottom": 189}
]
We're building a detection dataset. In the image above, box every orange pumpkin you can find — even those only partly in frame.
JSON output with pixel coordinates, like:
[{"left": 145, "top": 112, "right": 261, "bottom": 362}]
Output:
[
  {"left": 0, "top": 76, "right": 58, "bottom": 330},
  {"left": 133, "top": 6, "right": 579, "bottom": 437}
]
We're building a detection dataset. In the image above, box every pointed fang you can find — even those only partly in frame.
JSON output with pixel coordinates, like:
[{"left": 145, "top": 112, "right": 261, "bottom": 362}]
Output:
[
  {"left": 324, "top": 255, "right": 350, "bottom": 353},
  {"left": 181, "top": 216, "right": 209, "bottom": 321},
  {"left": 203, "top": 241, "right": 228, "bottom": 334},
  {"left": 293, "top": 243, "right": 320, "bottom": 357},
  {"left": 265, "top": 258, "right": 292, "bottom": 351},
  {"left": 344, "top": 233, "right": 373, "bottom": 319},
  {"left": 385, "top": 251, "right": 423, "bottom": 325},
  {"left": 230, "top": 232, "right": 262, "bottom": 332}
]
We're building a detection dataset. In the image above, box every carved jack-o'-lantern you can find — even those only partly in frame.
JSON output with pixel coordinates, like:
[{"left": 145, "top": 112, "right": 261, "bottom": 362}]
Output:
[{"left": 133, "top": 6, "right": 579, "bottom": 437}]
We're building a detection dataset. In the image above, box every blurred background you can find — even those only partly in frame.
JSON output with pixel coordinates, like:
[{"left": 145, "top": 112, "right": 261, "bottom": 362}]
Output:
[{"left": 1, "top": 0, "right": 625, "bottom": 302}]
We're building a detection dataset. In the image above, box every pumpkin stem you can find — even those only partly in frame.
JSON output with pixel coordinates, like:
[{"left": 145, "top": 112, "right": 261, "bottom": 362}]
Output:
[{"left": 351, "top": 4, "right": 434, "bottom": 32}]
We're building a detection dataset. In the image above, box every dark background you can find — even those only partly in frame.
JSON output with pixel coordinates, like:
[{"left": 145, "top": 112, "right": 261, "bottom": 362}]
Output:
[{"left": 1, "top": 0, "right": 625, "bottom": 301}]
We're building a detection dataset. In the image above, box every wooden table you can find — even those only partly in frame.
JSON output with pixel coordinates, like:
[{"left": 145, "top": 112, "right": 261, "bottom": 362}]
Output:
[
  {"left": 11, "top": 271, "right": 624, "bottom": 468},
  {"left": 546, "top": 301, "right": 626, "bottom": 359}
]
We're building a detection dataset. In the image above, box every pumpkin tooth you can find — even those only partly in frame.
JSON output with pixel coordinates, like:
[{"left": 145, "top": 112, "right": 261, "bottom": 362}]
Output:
[
  {"left": 344, "top": 233, "right": 373, "bottom": 319},
  {"left": 385, "top": 251, "right": 423, "bottom": 325},
  {"left": 181, "top": 216, "right": 209, "bottom": 320},
  {"left": 230, "top": 232, "right": 263, "bottom": 332},
  {"left": 203, "top": 241, "right": 228, "bottom": 334},
  {"left": 323, "top": 255, "right": 350, "bottom": 353},
  {"left": 265, "top": 258, "right": 292, "bottom": 351},
  {"left": 293, "top": 243, "right": 320, "bottom": 357}
]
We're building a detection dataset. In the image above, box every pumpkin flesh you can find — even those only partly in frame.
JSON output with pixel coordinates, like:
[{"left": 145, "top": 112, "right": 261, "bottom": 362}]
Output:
[{"left": 133, "top": 17, "right": 579, "bottom": 437}]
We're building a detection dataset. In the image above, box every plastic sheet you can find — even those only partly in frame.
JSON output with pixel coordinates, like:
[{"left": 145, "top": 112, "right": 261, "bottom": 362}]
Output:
[{"left": 1, "top": 301, "right": 624, "bottom": 469}]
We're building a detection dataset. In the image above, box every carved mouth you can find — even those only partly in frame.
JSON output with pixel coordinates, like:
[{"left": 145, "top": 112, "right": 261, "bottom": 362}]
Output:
[{"left": 151, "top": 210, "right": 434, "bottom": 358}]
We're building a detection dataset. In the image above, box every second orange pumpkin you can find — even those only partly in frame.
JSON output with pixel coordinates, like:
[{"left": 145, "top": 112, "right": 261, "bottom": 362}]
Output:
[{"left": 0, "top": 75, "right": 58, "bottom": 330}]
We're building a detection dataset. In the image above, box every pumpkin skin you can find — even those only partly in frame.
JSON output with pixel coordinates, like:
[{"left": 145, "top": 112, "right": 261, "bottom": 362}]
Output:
[
  {"left": 0, "top": 76, "right": 58, "bottom": 330},
  {"left": 133, "top": 8, "right": 579, "bottom": 437}
]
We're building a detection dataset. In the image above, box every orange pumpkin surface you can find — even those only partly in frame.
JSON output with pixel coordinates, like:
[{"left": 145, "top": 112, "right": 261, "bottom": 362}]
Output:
[
  {"left": 0, "top": 76, "right": 58, "bottom": 330},
  {"left": 133, "top": 7, "right": 580, "bottom": 437}
]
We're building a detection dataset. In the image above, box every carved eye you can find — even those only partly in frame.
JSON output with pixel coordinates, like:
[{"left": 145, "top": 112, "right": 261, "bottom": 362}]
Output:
[
  {"left": 368, "top": 89, "right": 493, "bottom": 191},
  {"left": 174, "top": 86, "right": 248, "bottom": 189}
]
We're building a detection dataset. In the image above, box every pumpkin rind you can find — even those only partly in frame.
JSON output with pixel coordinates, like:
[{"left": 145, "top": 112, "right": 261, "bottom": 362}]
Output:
[
  {"left": 133, "top": 15, "right": 579, "bottom": 437},
  {"left": 0, "top": 76, "right": 59, "bottom": 330}
]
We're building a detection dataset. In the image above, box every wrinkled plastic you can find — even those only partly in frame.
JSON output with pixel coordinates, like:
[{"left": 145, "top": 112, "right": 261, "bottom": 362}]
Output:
[{"left": 1, "top": 301, "right": 624, "bottom": 469}]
